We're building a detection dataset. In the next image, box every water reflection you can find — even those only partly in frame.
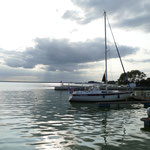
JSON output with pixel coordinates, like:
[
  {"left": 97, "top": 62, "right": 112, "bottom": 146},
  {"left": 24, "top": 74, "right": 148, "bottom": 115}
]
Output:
[
  {"left": 0, "top": 86, "right": 150, "bottom": 150},
  {"left": 30, "top": 99, "right": 129, "bottom": 150}
]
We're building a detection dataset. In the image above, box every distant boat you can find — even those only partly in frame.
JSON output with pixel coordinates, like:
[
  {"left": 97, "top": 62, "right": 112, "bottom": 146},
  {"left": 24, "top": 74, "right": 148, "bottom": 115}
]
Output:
[
  {"left": 69, "top": 11, "right": 132, "bottom": 102},
  {"left": 54, "top": 81, "right": 69, "bottom": 90}
]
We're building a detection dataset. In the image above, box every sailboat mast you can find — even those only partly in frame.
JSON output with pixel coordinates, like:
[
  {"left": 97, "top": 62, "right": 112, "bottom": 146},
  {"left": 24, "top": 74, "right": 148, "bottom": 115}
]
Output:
[
  {"left": 104, "top": 11, "right": 108, "bottom": 91},
  {"left": 106, "top": 16, "right": 128, "bottom": 83}
]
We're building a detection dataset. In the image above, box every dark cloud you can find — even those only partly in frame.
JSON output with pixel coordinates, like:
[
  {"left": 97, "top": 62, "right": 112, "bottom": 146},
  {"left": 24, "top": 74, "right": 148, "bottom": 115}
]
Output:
[
  {"left": 3, "top": 38, "right": 137, "bottom": 72},
  {"left": 116, "top": 14, "right": 150, "bottom": 31},
  {"left": 63, "top": 0, "right": 150, "bottom": 31}
]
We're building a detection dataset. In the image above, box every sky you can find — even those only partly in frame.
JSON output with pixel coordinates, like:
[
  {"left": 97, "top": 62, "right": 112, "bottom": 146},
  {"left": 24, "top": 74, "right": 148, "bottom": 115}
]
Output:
[{"left": 0, "top": 0, "right": 150, "bottom": 82}]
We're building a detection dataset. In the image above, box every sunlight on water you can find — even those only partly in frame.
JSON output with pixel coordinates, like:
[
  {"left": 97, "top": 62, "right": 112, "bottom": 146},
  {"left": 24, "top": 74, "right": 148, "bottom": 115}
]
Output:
[{"left": 0, "top": 82, "right": 150, "bottom": 150}]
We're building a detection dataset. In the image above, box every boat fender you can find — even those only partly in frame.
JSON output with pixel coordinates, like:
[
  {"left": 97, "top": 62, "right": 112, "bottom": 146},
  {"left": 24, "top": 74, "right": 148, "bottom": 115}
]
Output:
[
  {"left": 141, "top": 107, "right": 150, "bottom": 127},
  {"left": 147, "top": 107, "right": 150, "bottom": 118}
]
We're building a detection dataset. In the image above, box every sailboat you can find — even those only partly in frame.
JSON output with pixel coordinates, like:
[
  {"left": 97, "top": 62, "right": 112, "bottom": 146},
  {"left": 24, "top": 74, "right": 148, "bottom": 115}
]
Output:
[{"left": 69, "top": 11, "right": 132, "bottom": 102}]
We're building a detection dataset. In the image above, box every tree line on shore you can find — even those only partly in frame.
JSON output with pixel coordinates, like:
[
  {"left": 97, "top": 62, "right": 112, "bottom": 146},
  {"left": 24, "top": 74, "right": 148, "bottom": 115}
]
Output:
[
  {"left": 88, "top": 70, "right": 150, "bottom": 87},
  {"left": 118, "top": 70, "right": 150, "bottom": 87}
]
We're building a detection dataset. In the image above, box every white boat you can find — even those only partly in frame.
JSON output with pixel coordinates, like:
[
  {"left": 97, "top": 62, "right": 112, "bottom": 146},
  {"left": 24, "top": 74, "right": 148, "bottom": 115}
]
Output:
[
  {"left": 69, "top": 88, "right": 132, "bottom": 102},
  {"left": 69, "top": 11, "right": 132, "bottom": 102}
]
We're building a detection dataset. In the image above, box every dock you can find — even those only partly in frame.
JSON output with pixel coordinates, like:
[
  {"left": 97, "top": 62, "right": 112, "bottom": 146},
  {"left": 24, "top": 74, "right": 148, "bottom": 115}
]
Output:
[
  {"left": 98, "top": 96, "right": 150, "bottom": 108},
  {"left": 54, "top": 85, "right": 128, "bottom": 90},
  {"left": 54, "top": 84, "right": 90, "bottom": 90},
  {"left": 54, "top": 85, "right": 150, "bottom": 91},
  {"left": 54, "top": 86, "right": 87, "bottom": 90}
]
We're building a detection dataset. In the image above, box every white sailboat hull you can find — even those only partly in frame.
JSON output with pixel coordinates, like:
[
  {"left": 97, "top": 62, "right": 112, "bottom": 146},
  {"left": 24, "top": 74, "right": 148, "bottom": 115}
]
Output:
[{"left": 69, "top": 91, "right": 131, "bottom": 102}]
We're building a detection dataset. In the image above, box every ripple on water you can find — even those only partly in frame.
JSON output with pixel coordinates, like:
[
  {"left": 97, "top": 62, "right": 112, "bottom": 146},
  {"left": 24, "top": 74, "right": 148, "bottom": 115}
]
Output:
[{"left": 0, "top": 85, "right": 150, "bottom": 150}]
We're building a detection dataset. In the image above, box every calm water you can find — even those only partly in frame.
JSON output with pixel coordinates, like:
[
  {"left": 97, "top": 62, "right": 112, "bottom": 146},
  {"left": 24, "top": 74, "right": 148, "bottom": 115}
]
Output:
[{"left": 0, "top": 82, "right": 150, "bottom": 150}]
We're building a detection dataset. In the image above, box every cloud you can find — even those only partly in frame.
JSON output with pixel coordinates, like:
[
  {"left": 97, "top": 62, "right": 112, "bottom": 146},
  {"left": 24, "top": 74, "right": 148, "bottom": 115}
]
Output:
[
  {"left": 63, "top": 10, "right": 82, "bottom": 22},
  {"left": 62, "top": 9, "right": 99, "bottom": 24},
  {"left": 63, "top": 0, "right": 150, "bottom": 31},
  {"left": 0, "top": 64, "right": 42, "bottom": 81},
  {"left": 2, "top": 38, "right": 137, "bottom": 73},
  {"left": 115, "top": 14, "right": 150, "bottom": 31},
  {"left": 126, "top": 58, "right": 150, "bottom": 63}
]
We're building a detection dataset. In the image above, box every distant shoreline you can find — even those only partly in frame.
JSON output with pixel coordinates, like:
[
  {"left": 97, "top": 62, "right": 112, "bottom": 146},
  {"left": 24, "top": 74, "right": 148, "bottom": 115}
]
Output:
[
  {"left": 0, "top": 81, "right": 50, "bottom": 83},
  {"left": 0, "top": 81, "right": 87, "bottom": 84},
  {"left": 0, "top": 81, "right": 150, "bottom": 90}
]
